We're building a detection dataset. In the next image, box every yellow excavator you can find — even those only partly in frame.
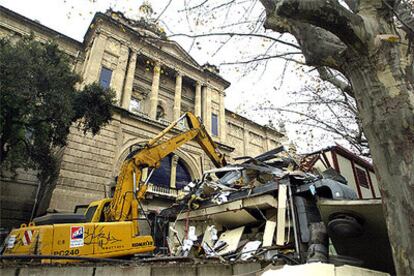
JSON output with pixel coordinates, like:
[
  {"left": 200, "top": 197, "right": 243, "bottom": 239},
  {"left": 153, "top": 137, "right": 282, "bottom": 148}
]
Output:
[{"left": 2, "top": 112, "right": 226, "bottom": 261}]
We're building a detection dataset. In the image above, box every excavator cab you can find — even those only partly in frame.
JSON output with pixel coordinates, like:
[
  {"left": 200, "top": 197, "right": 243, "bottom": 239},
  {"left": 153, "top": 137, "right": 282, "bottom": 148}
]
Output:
[
  {"left": 29, "top": 198, "right": 111, "bottom": 226},
  {"left": 83, "top": 199, "right": 111, "bottom": 222}
]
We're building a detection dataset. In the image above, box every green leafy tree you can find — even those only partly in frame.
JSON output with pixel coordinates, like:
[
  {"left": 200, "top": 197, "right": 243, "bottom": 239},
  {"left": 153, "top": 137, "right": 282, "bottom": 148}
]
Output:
[{"left": 0, "top": 36, "right": 115, "bottom": 215}]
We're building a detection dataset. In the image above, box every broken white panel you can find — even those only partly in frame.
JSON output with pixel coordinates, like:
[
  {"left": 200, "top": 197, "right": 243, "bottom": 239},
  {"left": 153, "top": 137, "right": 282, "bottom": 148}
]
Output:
[
  {"left": 240, "top": 240, "right": 262, "bottom": 261},
  {"left": 202, "top": 225, "right": 218, "bottom": 249},
  {"left": 181, "top": 239, "right": 194, "bottom": 257},
  {"left": 169, "top": 220, "right": 208, "bottom": 253},
  {"left": 202, "top": 226, "right": 219, "bottom": 257},
  {"left": 263, "top": 209, "right": 277, "bottom": 247},
  {"left": 276, "top": 184, "right": 288, "bottom": 246},
  {"left": 202, "top": 242, "right": 216, "bottom": 257},
  {"left": 188, "top": 226, "right": 198, "bottom": 241},
  {"left": 216, "top": 226, "right": 245, "bottom": 255}
]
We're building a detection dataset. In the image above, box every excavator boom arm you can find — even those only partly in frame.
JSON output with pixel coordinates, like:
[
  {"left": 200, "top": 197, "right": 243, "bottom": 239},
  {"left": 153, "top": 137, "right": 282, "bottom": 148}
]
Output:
[
  {"left": 185, "top": 112, "right": 226, "bottom": 168},
  {"left": 107, "top": 112, "right": 226, "bottom": 235}
]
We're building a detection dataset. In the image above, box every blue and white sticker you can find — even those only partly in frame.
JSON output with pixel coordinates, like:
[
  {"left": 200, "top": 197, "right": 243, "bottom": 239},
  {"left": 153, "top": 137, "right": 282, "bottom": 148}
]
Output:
[{"left": 70, "top": 226, "right": 84, "bottom": 248}]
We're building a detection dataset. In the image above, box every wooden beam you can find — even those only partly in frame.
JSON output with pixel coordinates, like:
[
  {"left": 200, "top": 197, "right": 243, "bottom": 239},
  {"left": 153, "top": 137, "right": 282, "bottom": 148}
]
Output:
[
  {"left": 276, "top": 184, "right": 287, "bottom": 246},
  {"left": 350, "top": 160, "right": 363, "bottom": 199},
  {"left": 263, "top": 210, "right": 277, "bottom": 247},
  {"left": 321, "top": 152, "right": 332, "bottom": 168},
  {"left": 331, "top": 150, "right": 340, "bottom": 173}
]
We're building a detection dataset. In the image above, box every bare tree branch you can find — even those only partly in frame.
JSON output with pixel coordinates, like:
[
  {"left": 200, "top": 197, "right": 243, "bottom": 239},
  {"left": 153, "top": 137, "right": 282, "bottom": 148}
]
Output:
[
  {"left": 178, "top": 0, "right": 209, "bottom": 12},
  {"left": 155, "top": 0, "right": 172, "bottom": 22},
  {"left": 317, "top": 67, "right": 354, "bottom": 97},
  {"left": 266, "top": 106, "right": 369, "bottom": 155},
  {"left": 211, "top": 0, "right": 237, "bottom": 11},
  {"left": 168, "top": 32, "right": 301, "bottom": 49},
  {"left": 220, "top": 52, "right": 301, "bottom": 65}
]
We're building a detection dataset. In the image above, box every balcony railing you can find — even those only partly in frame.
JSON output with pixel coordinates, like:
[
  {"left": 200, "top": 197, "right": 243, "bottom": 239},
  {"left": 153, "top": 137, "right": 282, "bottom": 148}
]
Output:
[{"left": 146, "top": 183, "right": 179, "bottom": 198}]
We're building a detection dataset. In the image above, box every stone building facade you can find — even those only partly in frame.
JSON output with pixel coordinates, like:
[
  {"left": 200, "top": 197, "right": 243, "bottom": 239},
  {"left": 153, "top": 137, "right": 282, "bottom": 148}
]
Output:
[{"left": 0, "top": 6, "right": 286, "bottom": 228}]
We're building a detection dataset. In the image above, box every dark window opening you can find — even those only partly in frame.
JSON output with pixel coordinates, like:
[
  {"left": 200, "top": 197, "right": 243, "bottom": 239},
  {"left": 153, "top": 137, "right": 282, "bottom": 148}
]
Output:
[
  {"left": 211, "top": 113, "right": 219, "bottom": 136},
  {"left": 355, "top": 167, "right": 369, "bottom": 189},
  {"left": 99, "top": 67, "right": 112, "bottom": 89},
  {"left": 176, "top": 159, "right": 192, "bottom": 189},
  {"left": 150, "top": 154, "right": 192, "bottom": 190},
  {"left": 156, "top": 105, "right": 165, "bottom": 120},
  {"left": 151, "top": 156, "right": 171, "bottom": 188}
]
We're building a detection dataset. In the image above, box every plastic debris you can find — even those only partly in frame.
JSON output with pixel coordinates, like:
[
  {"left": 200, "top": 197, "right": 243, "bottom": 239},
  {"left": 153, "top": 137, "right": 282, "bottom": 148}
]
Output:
[{"left": 240, "top": 241, "right": 262, "bottom": 261}]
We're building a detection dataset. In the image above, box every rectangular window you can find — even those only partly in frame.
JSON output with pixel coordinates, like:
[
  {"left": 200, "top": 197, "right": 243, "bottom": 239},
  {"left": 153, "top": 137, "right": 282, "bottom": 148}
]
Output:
[
  {"left": 211, "top": 113, "right": 219, "bottom": 136},
  {"left": 99, "top": 67, "right": 112, "bottom": 89},
  {"left": 355, "top": 167, "right": 369, "bottom": 188},
  {"left": 129, "top": 97, "right": 141, "bottom": 114}
]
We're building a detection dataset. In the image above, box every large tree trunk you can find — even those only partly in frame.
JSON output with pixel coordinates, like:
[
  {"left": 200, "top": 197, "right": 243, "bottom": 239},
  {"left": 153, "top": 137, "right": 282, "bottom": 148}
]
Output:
[
  {"left": 345, "top": 52, "right": 414, "bottom": 275},
  {"left": 259, "top": 0, "right": 414, "bottom": 274}
]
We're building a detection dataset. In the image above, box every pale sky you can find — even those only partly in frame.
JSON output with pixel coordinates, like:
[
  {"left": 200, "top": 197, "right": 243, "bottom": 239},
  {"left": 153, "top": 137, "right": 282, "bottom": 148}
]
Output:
[{"left": 0, "top": 0, "right": 340, "bottom": 153}]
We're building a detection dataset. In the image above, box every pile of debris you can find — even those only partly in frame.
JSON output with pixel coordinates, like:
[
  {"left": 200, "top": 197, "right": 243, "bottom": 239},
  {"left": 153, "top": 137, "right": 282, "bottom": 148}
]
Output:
[
  {"left": 155, "top": 147, "right": 357, "bottom": 265},
  {"left": 177, "top": 147, "right": 315, "bottom": 210}
]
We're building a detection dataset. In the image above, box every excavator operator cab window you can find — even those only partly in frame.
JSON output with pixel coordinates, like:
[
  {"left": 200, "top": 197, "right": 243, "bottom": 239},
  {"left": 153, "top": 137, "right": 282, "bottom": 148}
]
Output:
[
  {"left": 74, "top": 204, "right": 89, "bottom": 215},
  {"left": 84, "top": 206, "right": 98, "bottom": 222},
  {"left": 100, "top": 202, "right": 111, "bottom": 222}
]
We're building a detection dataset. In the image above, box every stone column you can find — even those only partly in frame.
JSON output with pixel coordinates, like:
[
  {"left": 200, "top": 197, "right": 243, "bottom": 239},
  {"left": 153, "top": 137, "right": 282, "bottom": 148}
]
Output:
[
  {"left": 83, "top": 33, "right": 107, "bottom": 85},
  {"left": 243, "top": 127, "right": 250, "bottom": 156},
  {"left": 219, "top": 91, "right": 226, "bottom": 142},
  {"left": 111, "top": 45, "right": 130, "bottom": 105},
  {"left": 170, "top": 155, "right": 179, "bottom": 189},
  {"left": 195, "top": 82, "right": 202, "bottom": 117},
  {"left": 121, "top": 51, "right": 137, "bottom": 109},
  {"left": 202, "top": 85, "right": 212, "bottom": 133},
  {"left": 149, "top": 62, "right": 161, "bottom": 119},
  {"left": 173, "top": 73, "right": 182, "bottom": 120},
  {"left": 263, "top": 134, "right": 269, "bottom": 151}
]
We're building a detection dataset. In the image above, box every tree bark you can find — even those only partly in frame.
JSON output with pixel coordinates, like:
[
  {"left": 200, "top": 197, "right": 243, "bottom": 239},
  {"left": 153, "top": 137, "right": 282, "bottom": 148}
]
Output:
[
  {"left": 344, "top": 52, "right": 414, "bottom": 274},
  {"left": 260, "top": 0, "right": 414, "bottom": 274}
]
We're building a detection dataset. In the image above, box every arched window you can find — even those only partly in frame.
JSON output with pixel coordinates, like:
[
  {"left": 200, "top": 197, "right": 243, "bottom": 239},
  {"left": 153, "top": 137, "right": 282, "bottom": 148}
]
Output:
[
  {"left": 156, "top": 105, "right": 165, "bottom": 120},
  {"left": 150, "top": 153, "right": 192, "bottom": 189}
]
